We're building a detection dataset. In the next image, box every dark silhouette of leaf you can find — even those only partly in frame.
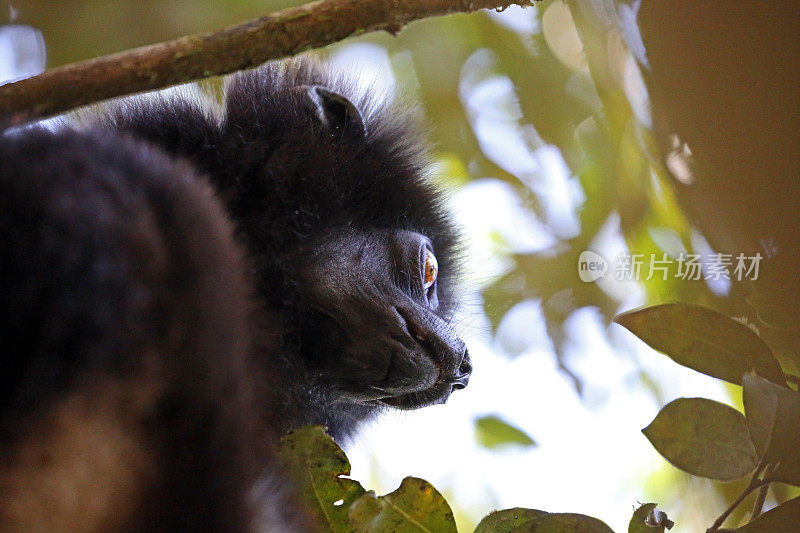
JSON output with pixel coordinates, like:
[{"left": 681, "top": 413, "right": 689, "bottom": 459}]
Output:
[
  {"left": 614, "top": 303, "right": 785, "bottom": 386},
  {"left": 642, "top": 398, "right": 758, "bottom": 481},
  {"left": 742, "top": 372, "right": 800, "bottom": 486}
]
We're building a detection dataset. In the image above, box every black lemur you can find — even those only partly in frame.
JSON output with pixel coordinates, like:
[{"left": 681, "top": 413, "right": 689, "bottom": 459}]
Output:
[{"left": 0, "top": 59, "right": 471, "bottom": 531}]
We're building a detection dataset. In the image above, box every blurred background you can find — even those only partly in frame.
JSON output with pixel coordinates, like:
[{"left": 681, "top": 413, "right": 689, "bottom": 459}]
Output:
[{"left": 2, "top": 1, "right": 798, "bottom": 530}]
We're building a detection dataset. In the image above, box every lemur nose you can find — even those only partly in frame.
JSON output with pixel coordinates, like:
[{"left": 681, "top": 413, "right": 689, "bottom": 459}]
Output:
[{"left": 451, "top": 349, "right": 471, "bottom": 391}]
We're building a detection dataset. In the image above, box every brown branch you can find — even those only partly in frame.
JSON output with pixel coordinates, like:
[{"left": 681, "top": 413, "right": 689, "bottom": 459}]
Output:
[
  {"left": 0, "top": 0, "right": 536, "bottom": 126},
  {"left": 749, "top": 483, "right": 769, "bottom": 521},
  {"left": 707, "top": 463, "right": 777, "bottom": 532}
]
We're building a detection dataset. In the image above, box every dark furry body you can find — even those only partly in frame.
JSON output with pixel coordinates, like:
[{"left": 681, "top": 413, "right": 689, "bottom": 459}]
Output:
[{"left": 0, "top": 61, "right": 462, "bottom": 530}]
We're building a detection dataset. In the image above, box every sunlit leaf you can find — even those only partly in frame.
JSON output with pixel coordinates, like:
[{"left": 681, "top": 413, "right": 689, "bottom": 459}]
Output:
[
  {"left": 722, "top": 496, "right": 800, "bottom": 532},
  {"left": 510, "top": 513, "right": 615, "bottom": 532},
  {"left": 629, "top": 502, "right": 673, "bottom": 533},
  {"left": 475, "top": 508, "right": 549, "bottom": 533},
  {"left": 475, "top": 415, "right": 536, "bottom": 450},
  {"left": 614, "top": 303, "right": 785, "bottom": 386},
  {"left": 743, "top": 372, "right": 800, "bottom": 486},
  {"left": 642, "top": 397, "right": 758, "bottom": 481},
  {"left": 348, "top": 476, "right": 456, "bottom": 533},
  {"left": 277, "top": 425, "right": 366, "bottom": 533}
]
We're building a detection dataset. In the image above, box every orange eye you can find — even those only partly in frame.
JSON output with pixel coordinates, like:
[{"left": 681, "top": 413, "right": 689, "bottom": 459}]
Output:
[{"left": 423, "top": 249, "right": 438, "bottom": 290}]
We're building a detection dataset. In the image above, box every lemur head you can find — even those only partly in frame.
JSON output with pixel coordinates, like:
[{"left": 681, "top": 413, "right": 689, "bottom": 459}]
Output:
[{"left": 217, "top": 62, "right": 471, "bottom": 410}]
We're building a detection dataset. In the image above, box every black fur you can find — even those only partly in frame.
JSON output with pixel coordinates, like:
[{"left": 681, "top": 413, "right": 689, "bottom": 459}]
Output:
[{"left": 0, "top": 59, "right": 468, "bottom": 530}]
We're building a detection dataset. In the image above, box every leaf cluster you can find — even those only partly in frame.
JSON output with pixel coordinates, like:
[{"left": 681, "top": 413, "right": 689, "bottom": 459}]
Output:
[
  {"left": 278, "top": 427, "right": 666, "bottom": 532},
  {"left": 615, "top": 303, "right": 800, "bottom": 532}
]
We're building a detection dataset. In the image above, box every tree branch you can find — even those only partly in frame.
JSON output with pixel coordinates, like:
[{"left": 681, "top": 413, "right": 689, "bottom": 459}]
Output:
[
  {"left": 707, "top": 463, "right": 776, "bottom": 532},
  {"left": 0, "top": 0, "right": 536, "bottom": 126}
]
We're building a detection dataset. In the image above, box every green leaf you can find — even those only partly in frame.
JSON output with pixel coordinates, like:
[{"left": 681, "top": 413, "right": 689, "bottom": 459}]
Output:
[
  {"left": 628, "top": 503, "right": 658, "bottom": 533},
  {"left": 509, "top": 513, "right": 615, "bottom": 532},
  {"left": 642, "top": 397, "right": 758, "bottom": 480},
  {"left": 723, "top": 496, "right": 800, "bottom": 532},
  {"left": 348, "top": 476, "right": 456, "bottom": 533},
  {"left": 475, "top": 508, "right": 549, "bottom": 533},
  {"left": 613, "top": 303, "right": 785, "bottom": 386},
  {"left": 475, "top": 415, "right": 537, "bottom": 450},
  {"left": 743, "top": 372, "right": 800, "bottom": 486},
  {"left": 276, "top": 425, "right": 366, "bottom": 533},
  {"left": 629, "top": 503, "right": 673, "bottom": 533}
]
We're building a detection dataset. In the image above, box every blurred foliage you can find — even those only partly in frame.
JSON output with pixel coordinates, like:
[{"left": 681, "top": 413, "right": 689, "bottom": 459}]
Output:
[
  {"left": 474, "top": 415, "right": 536, "bottom": 450},
  {"left": 4, "top": 0, "right": 799, "bottom": 530}
]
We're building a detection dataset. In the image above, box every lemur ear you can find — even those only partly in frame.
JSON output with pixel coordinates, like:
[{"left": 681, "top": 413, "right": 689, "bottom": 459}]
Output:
[{"left": 296, "top": 85, "right": 367, "bottom": 138}]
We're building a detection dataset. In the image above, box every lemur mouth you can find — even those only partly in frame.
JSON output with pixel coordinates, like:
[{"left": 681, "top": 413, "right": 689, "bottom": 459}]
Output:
[
  {"left": 378, "top": 392, "right": 443, "bottom": 410},
  {"left": 375, "top": 373, "right": 469, "bottom": 410}
]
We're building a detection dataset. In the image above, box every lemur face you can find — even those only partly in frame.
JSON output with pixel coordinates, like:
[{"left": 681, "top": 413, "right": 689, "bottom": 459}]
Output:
[{"left": 289, "top": 227, "right": 471, "bottom": 409}]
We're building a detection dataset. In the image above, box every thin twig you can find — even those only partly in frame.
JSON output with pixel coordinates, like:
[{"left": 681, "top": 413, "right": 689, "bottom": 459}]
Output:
[
  {"left": 750, "top": 484, "right": 769, "bottom": 521},
  {"left": 749, "top": 463, "right": 779, "bottom": 521},
  {"left": 706, "top": 463, "right": 771, "bottom": 532},
  {"left": 0, "top": 0, "right": 537, "bottom": 126}
]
